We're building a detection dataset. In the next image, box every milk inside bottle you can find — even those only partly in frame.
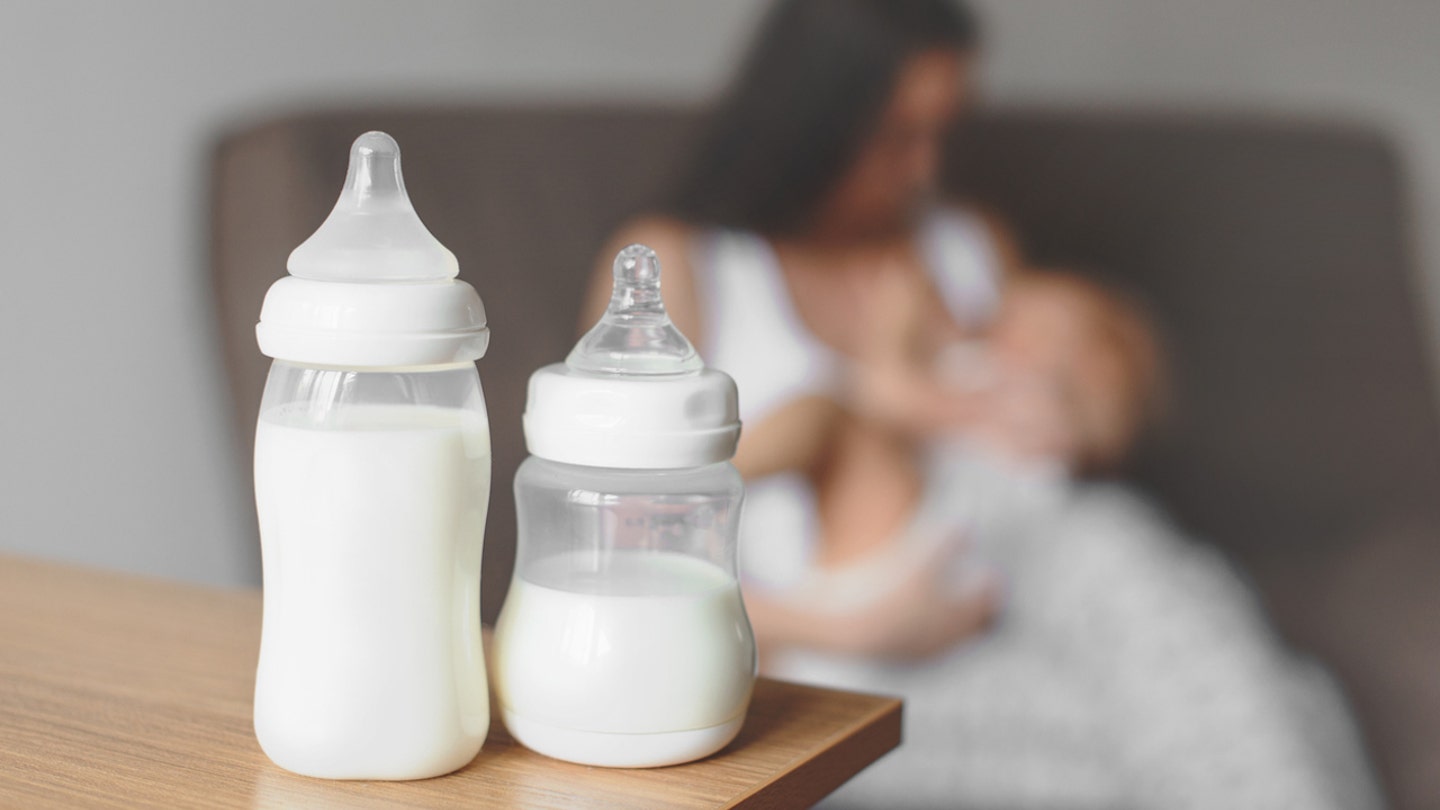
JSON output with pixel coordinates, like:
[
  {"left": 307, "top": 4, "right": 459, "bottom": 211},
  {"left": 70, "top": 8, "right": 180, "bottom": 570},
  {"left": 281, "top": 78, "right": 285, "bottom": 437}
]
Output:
[
  {"left": 492, "top": 244, "right": 756, "bottom": 768},
  {"left": 252, "top": 132, "right": 492, "bottom": 780}
]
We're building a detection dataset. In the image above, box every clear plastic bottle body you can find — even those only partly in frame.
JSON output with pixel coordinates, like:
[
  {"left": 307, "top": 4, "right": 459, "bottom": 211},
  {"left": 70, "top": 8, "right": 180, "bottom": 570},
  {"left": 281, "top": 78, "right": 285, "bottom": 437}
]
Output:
[
  {"left": 252, "top": 360, "right": 491, "bottom": 780},
  {"left": 492, "top": 456, "right": 757, "bottom": 768}
]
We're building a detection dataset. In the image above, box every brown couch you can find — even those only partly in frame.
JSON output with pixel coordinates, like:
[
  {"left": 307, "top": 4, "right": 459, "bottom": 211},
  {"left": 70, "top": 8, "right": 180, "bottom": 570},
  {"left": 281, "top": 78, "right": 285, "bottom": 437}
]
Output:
[{"left": 211, "top": 106, "right": 1440, "bottom": 808}]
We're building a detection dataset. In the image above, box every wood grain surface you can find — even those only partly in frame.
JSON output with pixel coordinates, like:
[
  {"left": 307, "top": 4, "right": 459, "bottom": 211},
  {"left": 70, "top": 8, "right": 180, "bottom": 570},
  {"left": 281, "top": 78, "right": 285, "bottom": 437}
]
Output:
[{"left": 0, "top": 555, "right": 901, "bottom": 808}]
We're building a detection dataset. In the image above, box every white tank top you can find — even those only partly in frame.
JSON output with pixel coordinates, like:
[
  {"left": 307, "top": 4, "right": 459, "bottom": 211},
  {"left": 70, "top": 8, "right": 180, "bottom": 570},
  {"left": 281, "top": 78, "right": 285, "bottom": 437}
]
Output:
[{"left": 694, "top": 208, "right": 1004, "bottom": 589}]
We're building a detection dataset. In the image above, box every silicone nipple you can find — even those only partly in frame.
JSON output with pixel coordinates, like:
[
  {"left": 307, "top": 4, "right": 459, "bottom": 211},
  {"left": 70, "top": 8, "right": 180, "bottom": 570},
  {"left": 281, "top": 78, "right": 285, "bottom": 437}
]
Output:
[
  {"left": 567, "top": 244, "right": 703, "bottom": 376},
  {"left": 287, "top": 131, "right": 459, "bottom": 282}
]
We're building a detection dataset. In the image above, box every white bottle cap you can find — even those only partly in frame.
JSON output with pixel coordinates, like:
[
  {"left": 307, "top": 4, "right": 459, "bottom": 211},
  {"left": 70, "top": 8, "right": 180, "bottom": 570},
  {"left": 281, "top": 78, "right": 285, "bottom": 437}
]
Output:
[
  {"left": 523, "top": 245, "right": 741, "bottom": 469},
  {"left": 255, "top": 131, "right": 488, "bottom": 367}
]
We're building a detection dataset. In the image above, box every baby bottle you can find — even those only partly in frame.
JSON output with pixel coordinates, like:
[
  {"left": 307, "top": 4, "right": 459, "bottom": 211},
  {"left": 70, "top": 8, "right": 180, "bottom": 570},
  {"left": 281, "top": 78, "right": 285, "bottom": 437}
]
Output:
[
  {"left": 251, "top": 132, "right": 492, "bottom": 780},
  {"left": 492, "top": 245, "right": 756, "bottom": 768}
]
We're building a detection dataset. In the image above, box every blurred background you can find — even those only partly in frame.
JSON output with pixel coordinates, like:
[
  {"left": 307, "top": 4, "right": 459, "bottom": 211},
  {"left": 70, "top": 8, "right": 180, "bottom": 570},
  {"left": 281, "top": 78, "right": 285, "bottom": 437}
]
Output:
[
  {"left": 4, "top": 0, "right": 1439, "bottom": 582},
  {"left": 4, "top": 1, "right": 1440, "bottom": 807},
  {"left": 6, "top": 0, "right": 1440, "bottom": 585}
]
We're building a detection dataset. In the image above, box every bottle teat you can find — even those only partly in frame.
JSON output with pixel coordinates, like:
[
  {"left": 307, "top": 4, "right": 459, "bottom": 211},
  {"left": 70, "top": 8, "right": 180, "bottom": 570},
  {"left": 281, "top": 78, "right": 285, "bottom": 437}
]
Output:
[
  {"left": 287, "top": 131, "right": 459, "bottom": 282},
  {"left": 257, "top": 131, "right": 487, "bottom": 368},
  {"left": 567, "top": 244, "right": 703, "bottom": 376}
]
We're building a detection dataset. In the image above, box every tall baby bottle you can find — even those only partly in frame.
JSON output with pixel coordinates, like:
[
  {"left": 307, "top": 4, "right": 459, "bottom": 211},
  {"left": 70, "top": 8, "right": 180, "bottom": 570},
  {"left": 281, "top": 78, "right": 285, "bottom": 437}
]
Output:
[
  {"left": 493, "top": 244, "right": 756, "bottom": 768},
  {"left": 252, "top": 132, "right": 492, "bottom": 780}
]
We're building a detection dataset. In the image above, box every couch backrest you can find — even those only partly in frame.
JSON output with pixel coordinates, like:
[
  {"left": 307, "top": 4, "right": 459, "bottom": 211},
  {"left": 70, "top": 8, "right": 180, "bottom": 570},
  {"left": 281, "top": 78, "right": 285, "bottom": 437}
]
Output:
[{"left": 950, "top": 111, "right": 1440, "bottom": 560}]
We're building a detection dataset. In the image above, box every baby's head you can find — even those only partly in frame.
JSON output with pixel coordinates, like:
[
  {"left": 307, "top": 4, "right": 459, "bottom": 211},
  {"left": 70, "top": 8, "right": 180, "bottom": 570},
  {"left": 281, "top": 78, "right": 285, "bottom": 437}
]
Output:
[{"left": 988, "top": 271, "right": 1164, "bottom": 474}]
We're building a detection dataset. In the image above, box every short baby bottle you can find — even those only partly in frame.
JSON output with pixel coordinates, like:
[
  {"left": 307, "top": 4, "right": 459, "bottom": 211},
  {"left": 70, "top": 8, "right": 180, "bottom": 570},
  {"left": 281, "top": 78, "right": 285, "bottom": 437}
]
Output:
[
  {"left": 252, "top": 132, "right": 492, "bottom": 780},
  {"left": 492, "top": 244, "right": 756, "bottom": 768}
]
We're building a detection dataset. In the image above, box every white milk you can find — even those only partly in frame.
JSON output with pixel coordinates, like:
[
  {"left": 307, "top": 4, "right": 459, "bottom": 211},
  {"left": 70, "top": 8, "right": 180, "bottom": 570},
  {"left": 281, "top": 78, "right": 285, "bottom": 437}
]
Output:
[
  {"left": 253, "top": 403, "right": 491, "bottom": 780},
  {"left": 492, "top": 550, "right": 755, "bottom": 759}
]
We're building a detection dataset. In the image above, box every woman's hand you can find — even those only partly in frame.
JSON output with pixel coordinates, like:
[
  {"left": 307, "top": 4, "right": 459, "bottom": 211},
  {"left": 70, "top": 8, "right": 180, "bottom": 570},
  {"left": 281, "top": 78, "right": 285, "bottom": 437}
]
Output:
[
  {"left": 844, "top": 265, "right": 1083, "bottom": 465},
  {"left": 748, "top": 532, "right": 1000, "bottom": 663},
  {"left": 833, "top": 572, "right": 998, "bottom": 661},
  {"left": 844, "top": 266, "right": 987, "bottom": 435},
  {"left": 821, "top": 534, "right": 1000, "bottom": 660}
]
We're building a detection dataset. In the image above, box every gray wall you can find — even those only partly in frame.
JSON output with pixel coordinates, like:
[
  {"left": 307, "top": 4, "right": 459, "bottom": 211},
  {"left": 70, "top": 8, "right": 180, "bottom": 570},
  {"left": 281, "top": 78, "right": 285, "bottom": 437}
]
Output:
[{"left": 2, "top": 0, "right": 1437, "bottom": 586}]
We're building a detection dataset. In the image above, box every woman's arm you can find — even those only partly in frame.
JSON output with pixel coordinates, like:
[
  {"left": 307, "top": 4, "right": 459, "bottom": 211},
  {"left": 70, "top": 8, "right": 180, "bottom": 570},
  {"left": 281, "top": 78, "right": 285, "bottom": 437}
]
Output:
[
  {"left": 843, "top": 264, "right": 990, "bottom": 436},
  {"left": 743, "top": 555, "right": 998, "bottom": 664}
]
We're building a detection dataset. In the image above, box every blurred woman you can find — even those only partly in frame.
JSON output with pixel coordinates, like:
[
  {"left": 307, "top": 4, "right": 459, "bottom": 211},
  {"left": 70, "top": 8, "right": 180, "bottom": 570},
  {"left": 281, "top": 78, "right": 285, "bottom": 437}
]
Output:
[{"left": 584, "top": 0, "right": 1378, "bottom": 807}]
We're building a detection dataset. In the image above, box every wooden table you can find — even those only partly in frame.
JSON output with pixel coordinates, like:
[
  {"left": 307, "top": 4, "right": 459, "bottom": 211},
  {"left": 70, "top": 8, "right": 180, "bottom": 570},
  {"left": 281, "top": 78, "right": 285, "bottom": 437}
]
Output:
[{"left": 0, "top": 556, "right": 901, "bottom": 808}]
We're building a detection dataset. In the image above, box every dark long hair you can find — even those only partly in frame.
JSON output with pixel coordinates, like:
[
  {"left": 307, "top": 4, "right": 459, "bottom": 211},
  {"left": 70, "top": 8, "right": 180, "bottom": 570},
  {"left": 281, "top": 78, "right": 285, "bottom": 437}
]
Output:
[{"left": 664, "top": 0, "right": 980, "bottom": 237}]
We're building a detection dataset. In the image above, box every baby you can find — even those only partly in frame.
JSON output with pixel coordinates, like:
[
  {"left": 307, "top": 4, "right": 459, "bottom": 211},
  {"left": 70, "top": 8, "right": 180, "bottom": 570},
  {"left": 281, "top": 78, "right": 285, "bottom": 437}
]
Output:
[{"left": 792, "top": 269, "right": 1163, "bottom": 623}]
